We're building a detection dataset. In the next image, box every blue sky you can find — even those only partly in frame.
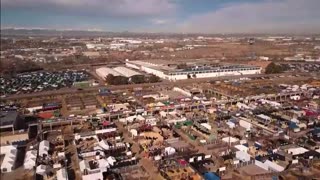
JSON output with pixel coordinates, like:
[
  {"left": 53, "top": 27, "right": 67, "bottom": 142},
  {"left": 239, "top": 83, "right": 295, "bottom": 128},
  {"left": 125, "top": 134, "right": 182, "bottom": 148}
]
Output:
[{"left": 1, "top": 0, "right": 320, "bottom": 33}]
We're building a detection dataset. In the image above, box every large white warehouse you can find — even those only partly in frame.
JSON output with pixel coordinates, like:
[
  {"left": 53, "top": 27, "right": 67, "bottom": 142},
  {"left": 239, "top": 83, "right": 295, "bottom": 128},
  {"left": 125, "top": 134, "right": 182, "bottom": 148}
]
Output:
[
  {"left": 95, "top": 66, "right": 141, "bottom": 80},
  {"left": 126, "top": 60, "right": 262, "bottom": 81},
  {"left": 96, "top": 67, "right": 122, "bottom": 79},
  {"left": 113, "top": 66, "right": 141, "bottom": 78}
]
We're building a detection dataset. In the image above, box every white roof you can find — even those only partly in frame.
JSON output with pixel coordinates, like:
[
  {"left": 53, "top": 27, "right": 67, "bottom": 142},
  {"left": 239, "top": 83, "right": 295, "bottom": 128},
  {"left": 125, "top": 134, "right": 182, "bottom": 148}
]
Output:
[
  {"left": 113, "top": 66, "right": 140, "bottom": 77},
  {"left": 57, "top": 168, "right": 68, "bottom": 180},
  {"left": 226, "top": 121, "right": 235, "bottom": 128},
  {"left": 96, "top": 67, "right": 122, "bottom": 78},
  {"left": 235, "top": 144, "right": 249, "bottom": 152},
  {"left": 201, "top": 123, "right": 212, "bottom": 130},
  {"left": 236, "top": 151, "right": 251, "bottom": 162},
  {"left": 257, "top": 114, "right": 271, "bottom": 121},
  {"left": 24, "top": 150, "right": 37, "bottom": 169},
  {"left": 288, "top": 147, "right": 309, "bottom": 155},
  {"left": 0, "top": 145, "right": 17, "bottom": 155},
  {"left": 107, "top": 156, "right": 116, "bottom": 166},
  {"left": 130, "top": 129, "right": 138, "bottom": 136},
  {"left": 95, "top": 128, "right": 116, "bottom": 135},
  {"left": 98, "top": 159, "right": 109, "bottom": 172},
  {"left": 126, "top": 115, "right": 145, "bottom": 122},
  {"left": 36, "top": 165, "right": 47, "bottom": 175},
  {"left": 222, "top": 137, "right": 239, "bottom": 143},
  {"left": 1, "top": 149, "right": 17, "bottom": 171},
  {"left": 79, "top": 160, "right": 89, "bottom": 172},
  {"left": 82, "top": 172, "right": 103, "bottom": 180},
  {"left": 264, "top": 160, "right": 285, "bottom": 172},
  {"left": 99, "top": 140, "right": 110, "bottom": 150},
  {"left": 164, "top": 147, "right": 176, "bottom": 156},
  {"left": 39, "top": 140, "right": 50, "bottom": 157}
]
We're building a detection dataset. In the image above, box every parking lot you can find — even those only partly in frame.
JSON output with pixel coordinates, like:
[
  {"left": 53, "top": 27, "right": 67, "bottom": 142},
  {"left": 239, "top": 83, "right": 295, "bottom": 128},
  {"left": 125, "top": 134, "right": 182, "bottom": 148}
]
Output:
[{"left": 1, "top": 70, "right": 91, "bottom": 96}]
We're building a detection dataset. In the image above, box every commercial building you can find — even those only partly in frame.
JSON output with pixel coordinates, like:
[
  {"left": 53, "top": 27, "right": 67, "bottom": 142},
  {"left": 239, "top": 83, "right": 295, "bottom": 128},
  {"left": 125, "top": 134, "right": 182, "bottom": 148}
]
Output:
[
  {"left": 95, "top": 66, "right": 140, "bottom": 79},
  {"left": 126, "top": 60, "right": 261, "bottom": 81},
  {"left": 113, "top": 66, "right": 141, "bottom": 78}
]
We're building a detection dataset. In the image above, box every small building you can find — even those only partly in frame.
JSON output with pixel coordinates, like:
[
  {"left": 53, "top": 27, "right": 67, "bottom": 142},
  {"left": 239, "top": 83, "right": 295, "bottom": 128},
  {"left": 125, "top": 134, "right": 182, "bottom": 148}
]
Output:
[
  {"left": 39, "top": 140, "right": 50, "bottom": 157},
  {"left": 0, "top": 145, "right": 17, "bottom": 173},
  {"left": 24, "top": 150, "right": 37, "bottom": 170},
  {"left": 0, "top": 111, "right": 22, "bottom": 134}
]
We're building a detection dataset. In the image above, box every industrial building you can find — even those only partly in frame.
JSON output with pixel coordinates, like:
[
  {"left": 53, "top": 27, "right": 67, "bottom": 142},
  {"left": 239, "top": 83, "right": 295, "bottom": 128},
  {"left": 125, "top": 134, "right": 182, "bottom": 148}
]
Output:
[
  {"left": 126, "top": 60, "right": 262, "bottom": 81},
  {"left": 113, "top": 66, "right": 141, "bottom": 78},
  {"left": 95, "top": 66, "right": 141, "bottom": 80}
]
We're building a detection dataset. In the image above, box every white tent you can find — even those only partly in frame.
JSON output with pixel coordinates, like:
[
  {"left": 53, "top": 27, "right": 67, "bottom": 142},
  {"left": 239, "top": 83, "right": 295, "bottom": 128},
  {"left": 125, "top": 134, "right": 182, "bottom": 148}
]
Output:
[
  {"left": 82, "top": 172, "right": 103, "bottom": 180},
  {"left": 154, "top": 155, "right": 162, "bottom": 161},
  {"left": 155, "top": 102, "right": 165, "bottom": 107},
  {"left": 288, "top": 147, "right": 309, "bottom": 155},
  {"left": 0, "top": 145, "right": 17, "bottom": 173},
  {"left": 24, "top": 150, "right": 37, "bottom": 170},
  {"left": 1, "top": 149, "right": 17, "bottom": 173},
  {"left": 107, "top": 156, "right": 116, "bottom": 166},
  {"left": 264, "top": 160, "right": 285, "bottom": 172},
  {"left": 222, "top": 137, "right": 239, "bottom": 143},
  {"left": 201, "top": 123, "right": 212, "bottom": 130},
  {"left": 39, "top": 140, "right": 50, "bottom": 157},
  {"left": 79, "top": 160, "right": 90, "bottom": 172},
  {"left": 57, "top": 168, "right": 68, "bottom": 180},
  {"left": 226, "top": 121, "right": 235, "bottom": 129},
  {"left": 236, "top": 151, "right": 251, "bottom": 162},
  {"left": 126, "top": 115, "right": 145, "bottom": 123},
  {"left": 98, "top": 159, "right": 109, "bottom": 172},
  {"left": 234, "top": 144, "right": 249, "bottom": 152},
  {"left": 36, "top": 165, "right": 47, "bottom": 176},
  {"left": 58, "top": 152, "right": 65, "bottom": 159},
  {"left": 160, "top": 111, "right": 167, "bottom": 117},
  {"left": 164, "top": 147, "right": 176, "bottom": 156},
  {"left": 99, "top": 140, "right": 110, "bottom": 150},
  {"left": 130, "top": 129, "right": 138, "bottom": 137}
]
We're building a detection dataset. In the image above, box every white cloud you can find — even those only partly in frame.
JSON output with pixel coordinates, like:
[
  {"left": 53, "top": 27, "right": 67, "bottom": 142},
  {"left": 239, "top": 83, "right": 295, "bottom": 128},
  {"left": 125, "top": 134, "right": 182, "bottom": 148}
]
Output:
[
  {"left": 177, "top": 0, "right": 320, "bottom": 33},
  {"left": 2, "top": 0, "right": 177, "bottom": 17}
]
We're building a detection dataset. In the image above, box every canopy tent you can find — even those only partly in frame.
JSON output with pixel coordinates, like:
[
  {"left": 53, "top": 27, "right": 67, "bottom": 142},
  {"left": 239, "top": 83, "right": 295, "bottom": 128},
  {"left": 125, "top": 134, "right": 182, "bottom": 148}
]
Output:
[
  {"left": 36, "top": 165, "right": 47, "bottom": 176},
  {"left": 164, "top": 147, "right": 176, "bottom": 156},
  {"left": 24, "top": 150, "right": 37, "bottom": 170},
  {"left": 56, "top": 168, "right": 68, "bottom": 180}
]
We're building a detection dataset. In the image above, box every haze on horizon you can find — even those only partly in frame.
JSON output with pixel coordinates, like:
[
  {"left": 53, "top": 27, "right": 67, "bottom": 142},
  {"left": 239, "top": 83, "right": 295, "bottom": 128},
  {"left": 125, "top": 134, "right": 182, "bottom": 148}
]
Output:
[{"left": 1, "top": 0, "right": 320, "bottom": 34}]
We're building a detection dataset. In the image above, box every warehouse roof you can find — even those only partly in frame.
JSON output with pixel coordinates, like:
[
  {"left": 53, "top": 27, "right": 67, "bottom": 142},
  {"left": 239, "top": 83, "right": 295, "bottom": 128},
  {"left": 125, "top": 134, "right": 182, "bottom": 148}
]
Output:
[
  {"left": 113, "top": 66, "right": 141, "bottom": 77},
  {"left": 0, "top": 111, "right": 19, "bottom": 127},
  {"left": 96, "top": 67, "right": 122, "bottom": 78}
]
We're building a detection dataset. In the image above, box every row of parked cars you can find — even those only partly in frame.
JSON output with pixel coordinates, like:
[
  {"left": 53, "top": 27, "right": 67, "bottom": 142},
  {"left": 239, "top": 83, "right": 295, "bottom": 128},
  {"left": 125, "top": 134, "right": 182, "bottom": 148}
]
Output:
[{"left": 1, "top": 70, "right": 90, "bottom": 96}]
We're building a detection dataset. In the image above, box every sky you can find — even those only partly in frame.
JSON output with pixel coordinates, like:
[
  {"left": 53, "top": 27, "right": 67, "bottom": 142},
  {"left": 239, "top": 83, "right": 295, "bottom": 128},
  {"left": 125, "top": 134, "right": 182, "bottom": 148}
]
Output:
[{"left": 1, "top": 0, "right": 320, "bottom": 34}]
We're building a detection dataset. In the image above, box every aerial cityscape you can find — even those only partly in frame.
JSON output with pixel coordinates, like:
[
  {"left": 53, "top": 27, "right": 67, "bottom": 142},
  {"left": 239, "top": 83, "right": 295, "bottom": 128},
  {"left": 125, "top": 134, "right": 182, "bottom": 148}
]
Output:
[{"left": 1, "top": 0, "right": 320, "bottom": 180}]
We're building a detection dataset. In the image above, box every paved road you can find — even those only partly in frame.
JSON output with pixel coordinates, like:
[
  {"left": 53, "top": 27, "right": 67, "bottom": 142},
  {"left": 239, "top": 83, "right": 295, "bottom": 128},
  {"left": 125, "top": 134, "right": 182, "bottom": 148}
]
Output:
[{"left": 3, "top": 72, "right": 313, "bottom": 101}]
